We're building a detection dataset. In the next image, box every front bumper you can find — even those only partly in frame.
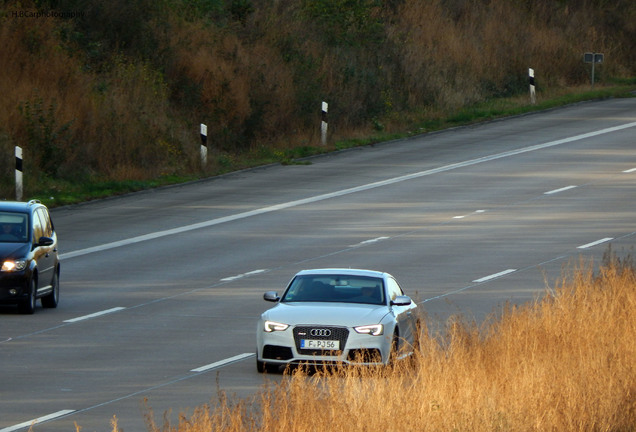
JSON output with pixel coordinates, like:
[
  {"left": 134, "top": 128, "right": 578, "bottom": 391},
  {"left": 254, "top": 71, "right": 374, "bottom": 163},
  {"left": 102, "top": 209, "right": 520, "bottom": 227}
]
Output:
[
  {"left": 257, "top": 324, "right": 391, "bottom": 367},
  {"left": 0, "top": 273, "right": 28, "bottom": 304}
]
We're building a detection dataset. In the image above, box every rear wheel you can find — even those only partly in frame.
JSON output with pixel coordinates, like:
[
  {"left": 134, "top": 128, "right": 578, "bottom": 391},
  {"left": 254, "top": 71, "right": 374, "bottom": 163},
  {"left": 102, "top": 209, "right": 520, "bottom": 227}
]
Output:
[
  {"left": 42, "top": 272, "right": 59, "bottom": 308},
  {"left": 19, "top": 278, "right": 37, "bottom": 315}
]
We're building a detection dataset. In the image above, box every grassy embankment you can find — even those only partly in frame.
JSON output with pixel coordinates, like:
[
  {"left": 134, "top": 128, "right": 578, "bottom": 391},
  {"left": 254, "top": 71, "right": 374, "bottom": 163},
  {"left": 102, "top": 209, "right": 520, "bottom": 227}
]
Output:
[
  {"left": 1, "top": 0, "right": 636, "bottom": 205},
  {"left": 92, "top": 253, "right": 636, "bottom": 432}
]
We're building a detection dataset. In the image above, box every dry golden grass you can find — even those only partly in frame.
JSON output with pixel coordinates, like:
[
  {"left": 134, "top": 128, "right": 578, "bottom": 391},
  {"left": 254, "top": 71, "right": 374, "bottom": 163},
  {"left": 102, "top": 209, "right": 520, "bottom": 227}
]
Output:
[{"left": 123, "top": 254, "right": 635, "bottom": 432}]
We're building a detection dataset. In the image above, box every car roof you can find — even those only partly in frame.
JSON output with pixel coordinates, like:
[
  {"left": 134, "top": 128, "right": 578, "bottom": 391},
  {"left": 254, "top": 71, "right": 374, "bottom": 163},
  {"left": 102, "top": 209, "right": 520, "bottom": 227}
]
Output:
[
  {"left": 0, "top": 200, "right": 44, "bottom": 213},
  {"left": 295, "top": 268, "right": 391, "bottom": 279}
]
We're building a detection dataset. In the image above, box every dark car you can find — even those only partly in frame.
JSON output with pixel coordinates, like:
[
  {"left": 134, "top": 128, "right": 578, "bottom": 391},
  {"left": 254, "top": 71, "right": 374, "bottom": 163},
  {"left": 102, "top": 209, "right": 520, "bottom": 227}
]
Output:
[{"left": 0, "top": 200, "right": 60, "bottom": 314}]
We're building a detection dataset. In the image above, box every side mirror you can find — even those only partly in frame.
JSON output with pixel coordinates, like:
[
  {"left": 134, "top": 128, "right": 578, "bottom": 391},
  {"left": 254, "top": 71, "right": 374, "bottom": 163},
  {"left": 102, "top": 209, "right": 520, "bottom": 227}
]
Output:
[
  {"left": 37, "top": 236, "right": 54, "bottom": 247},
  {"left": 391, "top": 295, "right": 412, "bottom": 306},
  {"left": 263, "top": 291, "right": 280, "bottom": 302}
]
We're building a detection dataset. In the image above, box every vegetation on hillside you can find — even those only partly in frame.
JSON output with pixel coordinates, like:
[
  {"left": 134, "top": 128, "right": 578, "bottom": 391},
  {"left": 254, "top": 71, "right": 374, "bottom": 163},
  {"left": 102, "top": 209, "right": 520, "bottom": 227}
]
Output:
[
  {"left": 96, "top": 251, "right": 635, "bottom": 432},
  {"left": 1, "top": 0, "right": 635, "bottom": 202}
]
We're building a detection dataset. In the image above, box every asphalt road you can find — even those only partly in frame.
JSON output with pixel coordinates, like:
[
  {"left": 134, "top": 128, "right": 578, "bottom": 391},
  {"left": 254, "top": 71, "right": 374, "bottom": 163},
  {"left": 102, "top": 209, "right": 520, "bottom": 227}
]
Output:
[{"left": 2, "top": 98, "right": 635, "bottom": 432}]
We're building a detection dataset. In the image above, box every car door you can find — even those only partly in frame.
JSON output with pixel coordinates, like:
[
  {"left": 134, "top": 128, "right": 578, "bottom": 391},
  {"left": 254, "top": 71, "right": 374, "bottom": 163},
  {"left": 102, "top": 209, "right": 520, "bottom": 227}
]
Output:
[
  {"left": 32, "top": 208, "right": 55, "bottom": 292},
  {"left": 386, "top": 277, "right": 417, "bottom": 348}
]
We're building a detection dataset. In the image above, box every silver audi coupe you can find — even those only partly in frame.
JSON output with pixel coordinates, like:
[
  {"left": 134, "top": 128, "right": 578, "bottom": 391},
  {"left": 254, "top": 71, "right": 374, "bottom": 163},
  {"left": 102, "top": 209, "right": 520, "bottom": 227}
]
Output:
[{"left": 256, "top": 268, "right": 419, "bottom": 372}]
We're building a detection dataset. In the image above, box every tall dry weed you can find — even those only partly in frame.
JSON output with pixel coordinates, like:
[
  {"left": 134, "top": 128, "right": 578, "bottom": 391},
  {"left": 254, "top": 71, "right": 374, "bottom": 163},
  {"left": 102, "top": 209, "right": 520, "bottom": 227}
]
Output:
[{"left": 139, "top": 254, "right": 635, "bottom": 431}]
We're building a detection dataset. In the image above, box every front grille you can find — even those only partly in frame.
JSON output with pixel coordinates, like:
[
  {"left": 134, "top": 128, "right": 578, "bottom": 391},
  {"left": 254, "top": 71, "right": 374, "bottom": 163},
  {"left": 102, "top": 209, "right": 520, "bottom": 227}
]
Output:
[
  {"left": 293, "top": 326, "right": 349, "bottom": 356},
  {"left": 263, "top": 345, "right": 293, "bottom": 360}
]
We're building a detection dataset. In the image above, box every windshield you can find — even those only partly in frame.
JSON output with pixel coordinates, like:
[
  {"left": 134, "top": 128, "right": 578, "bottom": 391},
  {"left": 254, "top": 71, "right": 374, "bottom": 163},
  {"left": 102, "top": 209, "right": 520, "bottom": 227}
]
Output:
[
  {"left": 282, "top": 274, "right": 385, "bottom": 305},
  {"left": 0, "top": 212, "right": 28, "bottom": 243}
]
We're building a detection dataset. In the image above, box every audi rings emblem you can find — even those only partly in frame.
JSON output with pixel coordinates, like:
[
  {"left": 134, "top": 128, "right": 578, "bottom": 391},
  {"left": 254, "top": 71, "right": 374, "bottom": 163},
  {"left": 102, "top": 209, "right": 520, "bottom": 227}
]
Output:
[{"left": 310, "top": 328, "right": 332, "bottom": 337}]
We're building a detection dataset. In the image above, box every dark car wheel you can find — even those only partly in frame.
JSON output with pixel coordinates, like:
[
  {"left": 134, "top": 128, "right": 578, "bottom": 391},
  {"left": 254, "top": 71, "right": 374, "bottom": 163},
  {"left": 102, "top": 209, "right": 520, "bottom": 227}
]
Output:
[
  {"left": 256, "top": 357, "right": 278, "bottom": 373},
  {"left": 42, "top": 272, "right": 59, "bottom": 308},
  {"left": 388, "top": 329, "right": 400, "bottom": 366},
  {"left": 19, "top": 278, "right": 37, "bottom": 315}
]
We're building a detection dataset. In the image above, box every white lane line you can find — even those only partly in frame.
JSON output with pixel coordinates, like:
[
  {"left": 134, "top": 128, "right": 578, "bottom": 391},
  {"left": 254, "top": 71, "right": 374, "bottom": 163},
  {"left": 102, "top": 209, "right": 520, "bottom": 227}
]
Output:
[
  {"left": 577, "top": 237, "right": 613, "bottom": 249},
  {"left": 0, "top": 410, "right": 75, "bottom": 432},
  {"left": 349, "top": 236, "right": 389, "bottom": 247},
  {"left": 455, "top": 209, "right": 487, "bottom": 218},
  {"left": 472, "top": 269, "right": 517, "bottom": 283},
  {"left": 623, "top": 168, "right": 636, "bottom": 173},
  {"left": 544, "top": 185, "right": 577, "bottom": 195},
  {"left": 191, "top": 353, "right": 255, "bottom": 372},
  {"left": 63, "top": 307, "right": 126, "bottom": 323},
  {"left": 59, "top": 121, "right": 636, "bottom": 261},
  {"left": 220, "top": 269, "right": 267, "bottom": 282}
]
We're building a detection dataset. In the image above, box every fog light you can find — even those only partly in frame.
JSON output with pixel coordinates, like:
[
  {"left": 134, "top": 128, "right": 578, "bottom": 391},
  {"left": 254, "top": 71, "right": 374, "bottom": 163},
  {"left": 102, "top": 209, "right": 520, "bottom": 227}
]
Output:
[{"left": 9, "top": 289, "right": 17, "bottom": 295}]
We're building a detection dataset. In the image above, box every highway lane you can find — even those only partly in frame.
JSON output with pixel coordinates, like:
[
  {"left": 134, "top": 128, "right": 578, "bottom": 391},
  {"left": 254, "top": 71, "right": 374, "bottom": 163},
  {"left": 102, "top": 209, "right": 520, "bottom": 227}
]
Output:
[{"left": 1, "top": 98, "right": 635, "bottom": 431}]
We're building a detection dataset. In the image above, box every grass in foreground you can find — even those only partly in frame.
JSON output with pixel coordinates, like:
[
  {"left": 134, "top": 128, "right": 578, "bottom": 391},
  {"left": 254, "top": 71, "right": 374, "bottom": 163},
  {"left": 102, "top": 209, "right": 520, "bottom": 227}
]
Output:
[{"left": 101, "top": 252, "right": 635, "bottom": 431}]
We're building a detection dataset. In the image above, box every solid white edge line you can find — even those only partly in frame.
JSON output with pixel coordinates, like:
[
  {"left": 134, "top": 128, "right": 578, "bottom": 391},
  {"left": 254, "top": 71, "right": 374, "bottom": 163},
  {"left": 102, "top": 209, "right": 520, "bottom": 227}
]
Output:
[
  {"left": 544, "top": 185, "right": 577, "bottom": 195},
  {"left": 63, "top": 307, "right": 126, "bottom": 323},
  {"left": 58, "top": 121, "right": 636, "bottom": 261},
  {"left": 0, "top": 410, "right": 75, "bottom": 432},
  {"left": 577, "top": 237, "right": 613, "bottom": 249},
  {"left": 623, "top": 168, "right": 636, "bottom": 173},
  {"left": 191, "top": 353, "right": 255, "bottom": 373},
  {"left": 472, "top": 269, "right": 517, "bottom": 283}
]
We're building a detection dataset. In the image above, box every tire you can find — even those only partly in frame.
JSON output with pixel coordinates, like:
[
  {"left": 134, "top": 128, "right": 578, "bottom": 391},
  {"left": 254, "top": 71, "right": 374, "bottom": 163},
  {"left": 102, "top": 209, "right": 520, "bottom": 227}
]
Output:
[
  {"left": 256, "top": 358, "right": 278, "bottom": 373},
  {"left": 19, "top": 278, "right": 37, "bottom": 315},
  {"left": 388, "top": 329, "right": 399, "bottom": 366},
  {"left": 256, "top": 358, "right": 266, "bottom": 373},
  {"left": 42, "top": 271, "right": 59, "bottom": 308}
]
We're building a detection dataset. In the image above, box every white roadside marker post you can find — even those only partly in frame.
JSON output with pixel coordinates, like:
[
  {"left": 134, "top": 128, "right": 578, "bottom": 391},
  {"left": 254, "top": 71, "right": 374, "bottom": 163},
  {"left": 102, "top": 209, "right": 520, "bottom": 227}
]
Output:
[
  {"left": 200, "top": 123, "right": 208, "bottom": 168},
  {"left": 528, "top": 68, "right": 536, "bottom": 105},
  {"left": 15, "top": 146, "right": 23, "bottom": 201},
  {"left": 321, "top": 101, "right": 328, "bottom": 146}
]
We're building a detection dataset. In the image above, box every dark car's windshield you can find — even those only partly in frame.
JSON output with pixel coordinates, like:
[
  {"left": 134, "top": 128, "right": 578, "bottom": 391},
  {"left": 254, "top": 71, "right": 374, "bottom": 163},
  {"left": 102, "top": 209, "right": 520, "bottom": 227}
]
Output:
[
  {"left": 0, "top": 212, "right": 28, "bottom": 243},
  {"left": 282, "top": 274, "right": 385, "bottom": 305}
]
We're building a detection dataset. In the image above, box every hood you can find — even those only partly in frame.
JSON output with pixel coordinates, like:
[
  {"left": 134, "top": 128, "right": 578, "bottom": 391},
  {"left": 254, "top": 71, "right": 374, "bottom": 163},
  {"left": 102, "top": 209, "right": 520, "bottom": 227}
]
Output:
[
  {"left": 0, "top": 242, "right": 29, "bottom": 259},
  {"left": 262, "top": 302, "right": 390, "bottom": 326}
]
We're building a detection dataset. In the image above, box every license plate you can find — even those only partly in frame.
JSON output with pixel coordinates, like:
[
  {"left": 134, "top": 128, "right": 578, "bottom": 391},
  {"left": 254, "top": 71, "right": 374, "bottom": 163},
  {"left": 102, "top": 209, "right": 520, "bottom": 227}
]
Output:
[{"left": 301, "top": 339, "right": 340, "bottom": 350}]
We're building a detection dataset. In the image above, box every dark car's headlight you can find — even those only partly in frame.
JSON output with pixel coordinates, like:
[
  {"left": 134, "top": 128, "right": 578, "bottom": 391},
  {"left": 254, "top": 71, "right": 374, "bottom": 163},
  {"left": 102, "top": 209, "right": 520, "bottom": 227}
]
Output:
[
  {"left": 263, "top": 320, "right": 289, "bottom": 332},
  {"left": 354, "top": 324, "right": 384, "bottom": 336},
  {"left": 1, "top": 259, "right": 27, "bottom": 272}
]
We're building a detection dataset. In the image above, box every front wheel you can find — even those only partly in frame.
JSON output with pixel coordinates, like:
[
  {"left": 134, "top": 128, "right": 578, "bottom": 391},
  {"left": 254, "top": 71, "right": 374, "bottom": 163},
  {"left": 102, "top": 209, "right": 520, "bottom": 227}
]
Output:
[
  {"left": 19, "top": 278, "right": 37, "bottom": 315},
  {"left": 388, "top": 329, "right": 400, "bottom": 366},
  {"left": 256, "top": 357, "right": 278, "bottom": 373},
  {"left": 42, "top": 272, "right": 59, "bottom": 308}
]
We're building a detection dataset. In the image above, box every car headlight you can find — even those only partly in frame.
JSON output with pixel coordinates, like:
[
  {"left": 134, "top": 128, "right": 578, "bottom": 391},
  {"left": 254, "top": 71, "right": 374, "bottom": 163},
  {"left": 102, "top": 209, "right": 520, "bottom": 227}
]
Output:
[
  {"left": 264, "top": 320, "right": 289, "bottom": 332},
  {"left": 1, "top": 259, "right": 27, "bottom": 272},
  {"left": 354, "top": 324, "right": 384, "bottom": 336}
]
